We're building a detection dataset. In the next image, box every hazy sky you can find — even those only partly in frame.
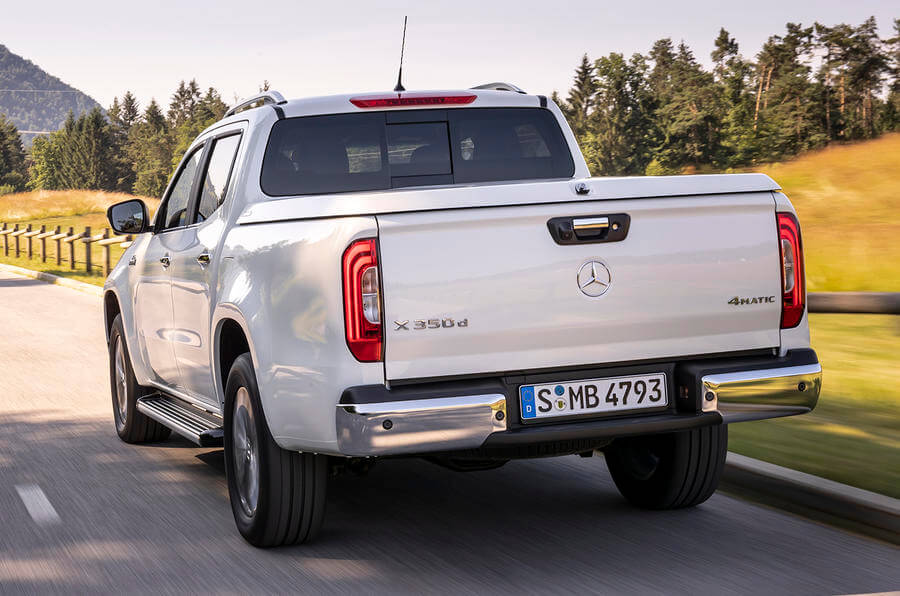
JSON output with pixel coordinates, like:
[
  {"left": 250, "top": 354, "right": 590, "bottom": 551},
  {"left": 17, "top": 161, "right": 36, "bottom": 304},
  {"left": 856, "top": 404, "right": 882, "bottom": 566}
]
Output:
[{"left": 2, "top": 0, "right": 896, "bottom": 110}]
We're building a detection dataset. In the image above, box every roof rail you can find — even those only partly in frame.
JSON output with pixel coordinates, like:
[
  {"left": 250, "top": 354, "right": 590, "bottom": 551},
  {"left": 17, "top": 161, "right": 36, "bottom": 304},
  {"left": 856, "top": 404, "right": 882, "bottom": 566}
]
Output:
[
  {"left": 224, "top": 90, "right": 287, "bottom": 118},
  {"left": 470, "top": 82, "right": 526, "bottom": 94}
]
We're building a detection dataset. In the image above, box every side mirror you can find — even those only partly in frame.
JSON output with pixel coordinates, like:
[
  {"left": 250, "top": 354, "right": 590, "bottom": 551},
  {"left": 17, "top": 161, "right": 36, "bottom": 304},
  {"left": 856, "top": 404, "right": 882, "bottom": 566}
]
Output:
[{"left": 107, "top": 200, "right": 149, "bottom": 235}]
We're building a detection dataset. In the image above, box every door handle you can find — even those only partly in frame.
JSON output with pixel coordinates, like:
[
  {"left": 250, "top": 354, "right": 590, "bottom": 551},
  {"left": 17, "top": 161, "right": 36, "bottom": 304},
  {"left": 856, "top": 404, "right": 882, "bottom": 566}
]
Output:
[
  {"left": 196, "top": 253, "right": 211, "bottom": 266},
  {"left": 159, "top": 256, "right": 170, "bottom": 268}
]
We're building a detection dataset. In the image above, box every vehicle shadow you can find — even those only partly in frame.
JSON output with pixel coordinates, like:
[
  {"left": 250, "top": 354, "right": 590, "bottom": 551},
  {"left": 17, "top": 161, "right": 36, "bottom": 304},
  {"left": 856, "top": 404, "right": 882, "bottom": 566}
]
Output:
[{"left": 1, "top": 412, "right": 896, "bottom": 595}]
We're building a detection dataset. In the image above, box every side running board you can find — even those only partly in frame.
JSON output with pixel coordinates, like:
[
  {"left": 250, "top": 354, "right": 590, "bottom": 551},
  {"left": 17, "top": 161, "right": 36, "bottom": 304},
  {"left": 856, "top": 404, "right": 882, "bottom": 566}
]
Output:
[{"left": 136, "top": 394, "right": 224, "bottom": 447}]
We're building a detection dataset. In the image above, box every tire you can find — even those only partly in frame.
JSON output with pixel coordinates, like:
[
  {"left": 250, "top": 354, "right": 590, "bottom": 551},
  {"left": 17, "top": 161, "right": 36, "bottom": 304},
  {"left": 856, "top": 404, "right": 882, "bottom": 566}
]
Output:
[
  {"left": 223, "top": 354, "right": 327, "bottom": 547},
  {"left": 109, "top": 314, "right": 171, "bottom": 443},
  {"left": 604, "top": 425, "right": 727, "bottom": 510}
]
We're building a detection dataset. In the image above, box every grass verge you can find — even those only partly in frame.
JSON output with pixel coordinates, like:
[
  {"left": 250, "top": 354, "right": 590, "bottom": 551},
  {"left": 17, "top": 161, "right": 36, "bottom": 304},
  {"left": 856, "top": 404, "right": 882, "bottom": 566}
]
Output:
[
  {"left": 752, "top": 133, "right": 900, "bottom": 292},
  {"left": 0, "top": 191, "right": 159, "bottom": 286},
  {"left": 729, "top": 313, "right": 900, "bottom": 498}
]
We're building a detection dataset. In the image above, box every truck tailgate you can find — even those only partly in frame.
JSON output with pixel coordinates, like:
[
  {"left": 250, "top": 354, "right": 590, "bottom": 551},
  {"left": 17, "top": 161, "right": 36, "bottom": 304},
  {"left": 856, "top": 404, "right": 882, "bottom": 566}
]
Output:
[{"left": 377, "top": 191, "right": 781, "bottom": 381}]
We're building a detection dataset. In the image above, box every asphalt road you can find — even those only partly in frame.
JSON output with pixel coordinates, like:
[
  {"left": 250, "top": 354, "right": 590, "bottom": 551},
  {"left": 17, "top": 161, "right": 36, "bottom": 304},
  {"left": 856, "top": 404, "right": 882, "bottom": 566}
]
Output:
[{"left": 0, "top": 270, "right": 897, "bottom": 594}]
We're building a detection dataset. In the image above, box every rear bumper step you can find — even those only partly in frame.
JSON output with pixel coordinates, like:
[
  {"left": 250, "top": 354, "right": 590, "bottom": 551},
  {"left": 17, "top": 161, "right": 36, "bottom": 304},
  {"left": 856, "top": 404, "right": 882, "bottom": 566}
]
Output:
[
  {"left": 136, "top": 395, "right": 223, "bottom": 446},
  {"left": 336, "top": 349, "right": 820, "bottom": 457}
]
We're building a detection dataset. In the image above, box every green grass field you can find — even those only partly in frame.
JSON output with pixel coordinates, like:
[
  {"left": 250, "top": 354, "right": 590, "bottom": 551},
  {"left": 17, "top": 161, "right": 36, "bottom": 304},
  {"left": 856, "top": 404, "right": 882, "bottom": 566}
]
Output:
[{"left": 752, "top": 133, "right": 900, "bottom": 292}]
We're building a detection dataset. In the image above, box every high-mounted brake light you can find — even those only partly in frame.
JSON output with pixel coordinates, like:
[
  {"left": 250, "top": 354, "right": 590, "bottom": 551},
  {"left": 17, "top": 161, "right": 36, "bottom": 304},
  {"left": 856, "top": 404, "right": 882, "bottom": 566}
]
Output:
[
  {"left": 342, "top": 239, "right": 383, "bottom": 362},
  {"left": 777, "top": 212, "right": 805, "bottom": 328},
  {"left": 350, "top": 92, "right": 477, "bottom": 108}
]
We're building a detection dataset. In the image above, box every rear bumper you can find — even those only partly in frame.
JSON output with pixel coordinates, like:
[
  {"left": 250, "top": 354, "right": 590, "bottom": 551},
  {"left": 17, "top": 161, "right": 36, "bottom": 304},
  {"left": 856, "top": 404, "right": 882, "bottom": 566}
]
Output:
[
  {"left": 700, "top": 363, "right": 822, "bottom": 422},
  {"left": 336, "top": 349, "right": 821, "bottom": 457}
]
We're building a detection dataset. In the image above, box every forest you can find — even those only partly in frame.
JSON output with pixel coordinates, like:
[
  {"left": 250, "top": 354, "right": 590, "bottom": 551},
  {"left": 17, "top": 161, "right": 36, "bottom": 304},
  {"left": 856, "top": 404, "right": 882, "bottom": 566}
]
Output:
[{"left": 0, "top": 17, "right": 898, "bottom": 198}]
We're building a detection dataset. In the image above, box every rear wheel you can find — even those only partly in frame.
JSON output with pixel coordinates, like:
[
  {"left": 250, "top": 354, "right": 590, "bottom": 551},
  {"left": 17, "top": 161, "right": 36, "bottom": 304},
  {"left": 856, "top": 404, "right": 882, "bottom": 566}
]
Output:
[
  {"left": 108, "top": 315, "right": 171, "bottom": 443},
  {"left": 224, "top": 353, "right": 328, "bottom": 547},
  {"left": 604, "top": 425, "right": 727, "bottom": 509}
]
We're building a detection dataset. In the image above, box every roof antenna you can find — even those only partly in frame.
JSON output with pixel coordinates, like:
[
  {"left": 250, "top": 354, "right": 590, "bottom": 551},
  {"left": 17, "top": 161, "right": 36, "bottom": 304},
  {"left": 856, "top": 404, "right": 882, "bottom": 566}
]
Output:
[{"left": 393, "top": 16, "right": 408, "bottom": 92}]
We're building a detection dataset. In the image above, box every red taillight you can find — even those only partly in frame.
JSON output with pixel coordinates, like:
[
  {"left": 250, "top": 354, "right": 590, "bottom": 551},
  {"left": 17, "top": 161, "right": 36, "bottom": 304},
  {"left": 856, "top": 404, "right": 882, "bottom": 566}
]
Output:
[
  {"left": 778, "top": 212, "right": 805, "bottom": 328},
  {"left": 349, "top": 92, "right": 477, "bottom": 108},
  {"left": 342, "top": 239, "right": 382, "bottom": 362}
]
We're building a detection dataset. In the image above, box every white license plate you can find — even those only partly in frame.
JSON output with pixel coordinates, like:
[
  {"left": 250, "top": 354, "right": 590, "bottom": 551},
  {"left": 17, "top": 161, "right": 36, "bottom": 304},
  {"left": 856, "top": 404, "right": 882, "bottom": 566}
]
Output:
[{"left": 519, "top": 372, "right": 667, "bottom": 422}]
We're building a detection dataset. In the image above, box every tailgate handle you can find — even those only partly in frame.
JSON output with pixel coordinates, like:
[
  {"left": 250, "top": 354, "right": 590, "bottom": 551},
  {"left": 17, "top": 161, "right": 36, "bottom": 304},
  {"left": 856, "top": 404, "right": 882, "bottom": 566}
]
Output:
[
  {"left": 573, "top": 217, "right": 609, "bottom": 235},
  {"left": 547, "top": 214, "right": 630, "bottom": 245}
]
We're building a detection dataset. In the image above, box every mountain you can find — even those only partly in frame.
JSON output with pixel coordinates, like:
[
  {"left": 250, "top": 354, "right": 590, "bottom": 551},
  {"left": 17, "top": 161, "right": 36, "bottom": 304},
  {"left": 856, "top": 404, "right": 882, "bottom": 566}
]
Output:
[{"left": 0, "top": 44, "right": 101, "bottom": 146}]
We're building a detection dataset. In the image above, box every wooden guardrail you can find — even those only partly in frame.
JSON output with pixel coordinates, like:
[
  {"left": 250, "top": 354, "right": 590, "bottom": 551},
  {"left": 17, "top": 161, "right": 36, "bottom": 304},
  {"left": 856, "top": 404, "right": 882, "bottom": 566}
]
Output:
[
  {"left": 808, "top": 292, "right": 900, "bottom": 315},
  {"left": 0, "top": 222, "right": 132, "bottom": 276}
]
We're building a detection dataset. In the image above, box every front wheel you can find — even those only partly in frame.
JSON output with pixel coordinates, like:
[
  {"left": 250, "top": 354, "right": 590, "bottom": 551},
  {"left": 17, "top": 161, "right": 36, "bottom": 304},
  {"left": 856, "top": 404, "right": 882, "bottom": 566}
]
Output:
[
  {"left": 223, "top": 354, "right": 328, "bottom": 547},
  {"left": 604, "top": 425, "right": 727, "bottom": 509}
]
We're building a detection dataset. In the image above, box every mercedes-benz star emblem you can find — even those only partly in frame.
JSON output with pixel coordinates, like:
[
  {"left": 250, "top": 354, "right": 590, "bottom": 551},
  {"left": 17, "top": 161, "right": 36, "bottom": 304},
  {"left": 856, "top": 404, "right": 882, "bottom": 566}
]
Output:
[{"left": 577, "top": 260, "right": 611, "bottom": 297}]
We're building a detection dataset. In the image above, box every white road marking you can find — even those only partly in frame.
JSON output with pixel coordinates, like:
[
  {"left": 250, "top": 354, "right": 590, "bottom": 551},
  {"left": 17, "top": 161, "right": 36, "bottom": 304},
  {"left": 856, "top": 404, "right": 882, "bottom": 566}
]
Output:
[{"left": 15, "top": 484, "right": 61, "bottom": 526}]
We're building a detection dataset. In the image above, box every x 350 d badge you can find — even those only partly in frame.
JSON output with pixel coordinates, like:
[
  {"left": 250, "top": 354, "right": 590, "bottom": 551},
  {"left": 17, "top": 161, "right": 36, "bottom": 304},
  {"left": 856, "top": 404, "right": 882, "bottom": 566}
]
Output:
[{"left": 395, "top": 318, "right": 469, "bottom": 331}]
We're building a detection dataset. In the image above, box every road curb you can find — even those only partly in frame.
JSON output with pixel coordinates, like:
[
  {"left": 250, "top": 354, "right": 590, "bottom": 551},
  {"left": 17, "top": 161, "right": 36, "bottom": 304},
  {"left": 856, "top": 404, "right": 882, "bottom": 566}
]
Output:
[
  {"left": 723, "top": 452, "right": 899, "bottom": 544},
  {"left": 0, "top": 263, "right": 103, "bottom": 296}
]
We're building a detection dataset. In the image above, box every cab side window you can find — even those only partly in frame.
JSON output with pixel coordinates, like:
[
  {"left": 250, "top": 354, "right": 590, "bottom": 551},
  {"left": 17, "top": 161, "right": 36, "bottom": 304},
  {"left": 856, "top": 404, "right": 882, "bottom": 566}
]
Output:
[
  {"left": 160, "top": 148, "right": 203, "bottom": 230},
  {"left": 196, "top": 134, "right": 241, "bottom": 222}
]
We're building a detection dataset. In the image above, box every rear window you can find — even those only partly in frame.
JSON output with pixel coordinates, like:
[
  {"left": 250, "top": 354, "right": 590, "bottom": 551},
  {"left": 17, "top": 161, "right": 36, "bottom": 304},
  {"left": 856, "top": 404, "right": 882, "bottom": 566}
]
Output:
[{"left": 260, "top": 108, "right": 574, "bottom": 196}]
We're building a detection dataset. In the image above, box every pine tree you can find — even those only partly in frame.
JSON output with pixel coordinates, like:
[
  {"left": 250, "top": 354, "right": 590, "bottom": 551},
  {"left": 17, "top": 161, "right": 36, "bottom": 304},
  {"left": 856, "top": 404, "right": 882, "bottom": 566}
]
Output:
[
  {"left": 167, "top": 79, "right": 202, "bottom": 128},
  {"left": 711, "top": 28, "right": 738, "bottom": 82},
  {"left": 0, "top": 114, "right": 27, "bottom": 193},
  {"left": 752, "top": 24, "right": 824, "bottom": 158},
  {"left": 650, "top": 42, "right": 725, "bottom": 172},
  {"left": 580, "top": 53, "right": 655, "bottom": 175},
  {"left": 882, "top": 19, "right": 900, "bottom": 130},
  {"left": 564, "top": 54, "right": 597, "bottom": 137},
  {"left": 128, "top": 99, "right": 173, "bottom": 198},
  {"left": 844, "top": 17, "right": 889, "bottom": 138},
  {"left": 121, "top": 92, "right": 140, "bottom": 130},
  {"left": 711, "top": 31, "right": 760, "bottom": 166}
]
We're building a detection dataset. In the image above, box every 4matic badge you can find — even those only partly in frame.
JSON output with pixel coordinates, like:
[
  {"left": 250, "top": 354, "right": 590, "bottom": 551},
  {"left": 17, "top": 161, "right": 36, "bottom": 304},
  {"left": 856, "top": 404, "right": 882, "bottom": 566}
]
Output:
[
  {"left": 395, "top": 318, "right": 469, "bottom": 331},
  {"left": 728, "top": 295, "right": 776, "bottom": 306}
]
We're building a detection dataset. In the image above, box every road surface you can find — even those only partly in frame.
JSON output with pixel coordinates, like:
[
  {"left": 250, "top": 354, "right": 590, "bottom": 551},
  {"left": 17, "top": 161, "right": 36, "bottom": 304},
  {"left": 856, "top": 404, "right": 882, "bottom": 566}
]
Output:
[{"left": 0, "top": 271, "right": 897, "bottom": 594}]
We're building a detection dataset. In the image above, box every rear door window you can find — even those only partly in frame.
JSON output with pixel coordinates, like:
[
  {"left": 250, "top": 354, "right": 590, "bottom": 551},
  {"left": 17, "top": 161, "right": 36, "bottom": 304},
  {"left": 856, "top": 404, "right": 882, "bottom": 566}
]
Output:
[
  {"left": 261, "top": 113, "right": 389, "bottom": 196},
  {"left": 260, "top": 108, "right": 573, "bottom": 196}
]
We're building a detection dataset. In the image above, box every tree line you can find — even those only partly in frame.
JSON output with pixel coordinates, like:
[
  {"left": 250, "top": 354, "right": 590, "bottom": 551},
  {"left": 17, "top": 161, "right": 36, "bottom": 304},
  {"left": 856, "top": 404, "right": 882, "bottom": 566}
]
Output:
[
  {"left": 0, "top": 79, "right": 228, "bottom": 196},
  {"left": 553, "top": 17, "right": 900, "bottom": 175},
  {"left": 1, "top": 17, "right": 899, "bottom": 196}
]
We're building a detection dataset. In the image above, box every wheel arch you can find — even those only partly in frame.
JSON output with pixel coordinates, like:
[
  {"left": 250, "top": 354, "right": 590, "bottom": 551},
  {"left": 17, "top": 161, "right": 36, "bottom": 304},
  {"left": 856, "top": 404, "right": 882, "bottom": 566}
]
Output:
[
  {"left": 103, "top": 289, "right": 121, "bottom": 343},
  {"left": 213, "top": 306, "right": 258, "bottom": 409}
]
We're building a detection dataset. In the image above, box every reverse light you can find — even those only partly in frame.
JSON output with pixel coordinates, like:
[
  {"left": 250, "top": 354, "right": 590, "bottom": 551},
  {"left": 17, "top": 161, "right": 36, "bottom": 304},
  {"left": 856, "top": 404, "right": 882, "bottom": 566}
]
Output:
[
  {"left": 350, "top": 92, "right": 477, "bottom": 108},
  {"left": 342, "top": 239, "right": 383, "bottom": 362},
  {"left": 777, "top": 212, "right": 805, "bottom": 328}
]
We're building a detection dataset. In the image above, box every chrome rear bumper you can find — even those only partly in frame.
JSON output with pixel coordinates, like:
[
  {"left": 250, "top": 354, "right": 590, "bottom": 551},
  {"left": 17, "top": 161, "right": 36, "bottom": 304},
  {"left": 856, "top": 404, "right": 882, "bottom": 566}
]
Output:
[
  {"left": 336, "top": 394, "right": 507, "bottom": 456},
  {"left": 335, "top": 351, "right": 822, "bottom": 457},
  {"left": 701, "top": 363, "right": 822, "bottom": 422}
]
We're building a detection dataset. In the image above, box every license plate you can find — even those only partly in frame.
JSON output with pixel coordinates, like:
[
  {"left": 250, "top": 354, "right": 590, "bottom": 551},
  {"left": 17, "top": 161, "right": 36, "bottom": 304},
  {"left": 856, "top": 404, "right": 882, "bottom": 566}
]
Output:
[{"left": 519, "top": 372, "right": 667, "bottom": 422}]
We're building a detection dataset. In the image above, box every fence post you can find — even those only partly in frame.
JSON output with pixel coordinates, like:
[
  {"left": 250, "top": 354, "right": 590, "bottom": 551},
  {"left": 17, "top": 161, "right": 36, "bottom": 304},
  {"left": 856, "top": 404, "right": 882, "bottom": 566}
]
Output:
[
  {"left": 26, "top": 224, "right": 33, "bottom": 259},
  {"left": 68, "top": 226, "right": 75, "bottom": 270},
  {"left": 84, "top": 226, "right": 92, "bottom": 273},
  {"left": 40, "top": 225, "right": 47, "bottom": 262},
  {"left": 14, "top": 224, "right": 19, "bottom": 257},
  {"left": 102, "top": 228, "right": 111, "bottom": 276},
  {"left": 2, "top": 223, "right": 6, "bottom": 256},
  {"left": 55, "top": 226, "right": 61, "bottom": 266}
]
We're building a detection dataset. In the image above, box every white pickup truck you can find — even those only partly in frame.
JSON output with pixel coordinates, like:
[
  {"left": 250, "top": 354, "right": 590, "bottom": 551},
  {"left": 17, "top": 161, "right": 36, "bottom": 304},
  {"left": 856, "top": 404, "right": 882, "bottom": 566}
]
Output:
[{"left": 104, "top": 85, "right": 822, "bottom": 547}]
